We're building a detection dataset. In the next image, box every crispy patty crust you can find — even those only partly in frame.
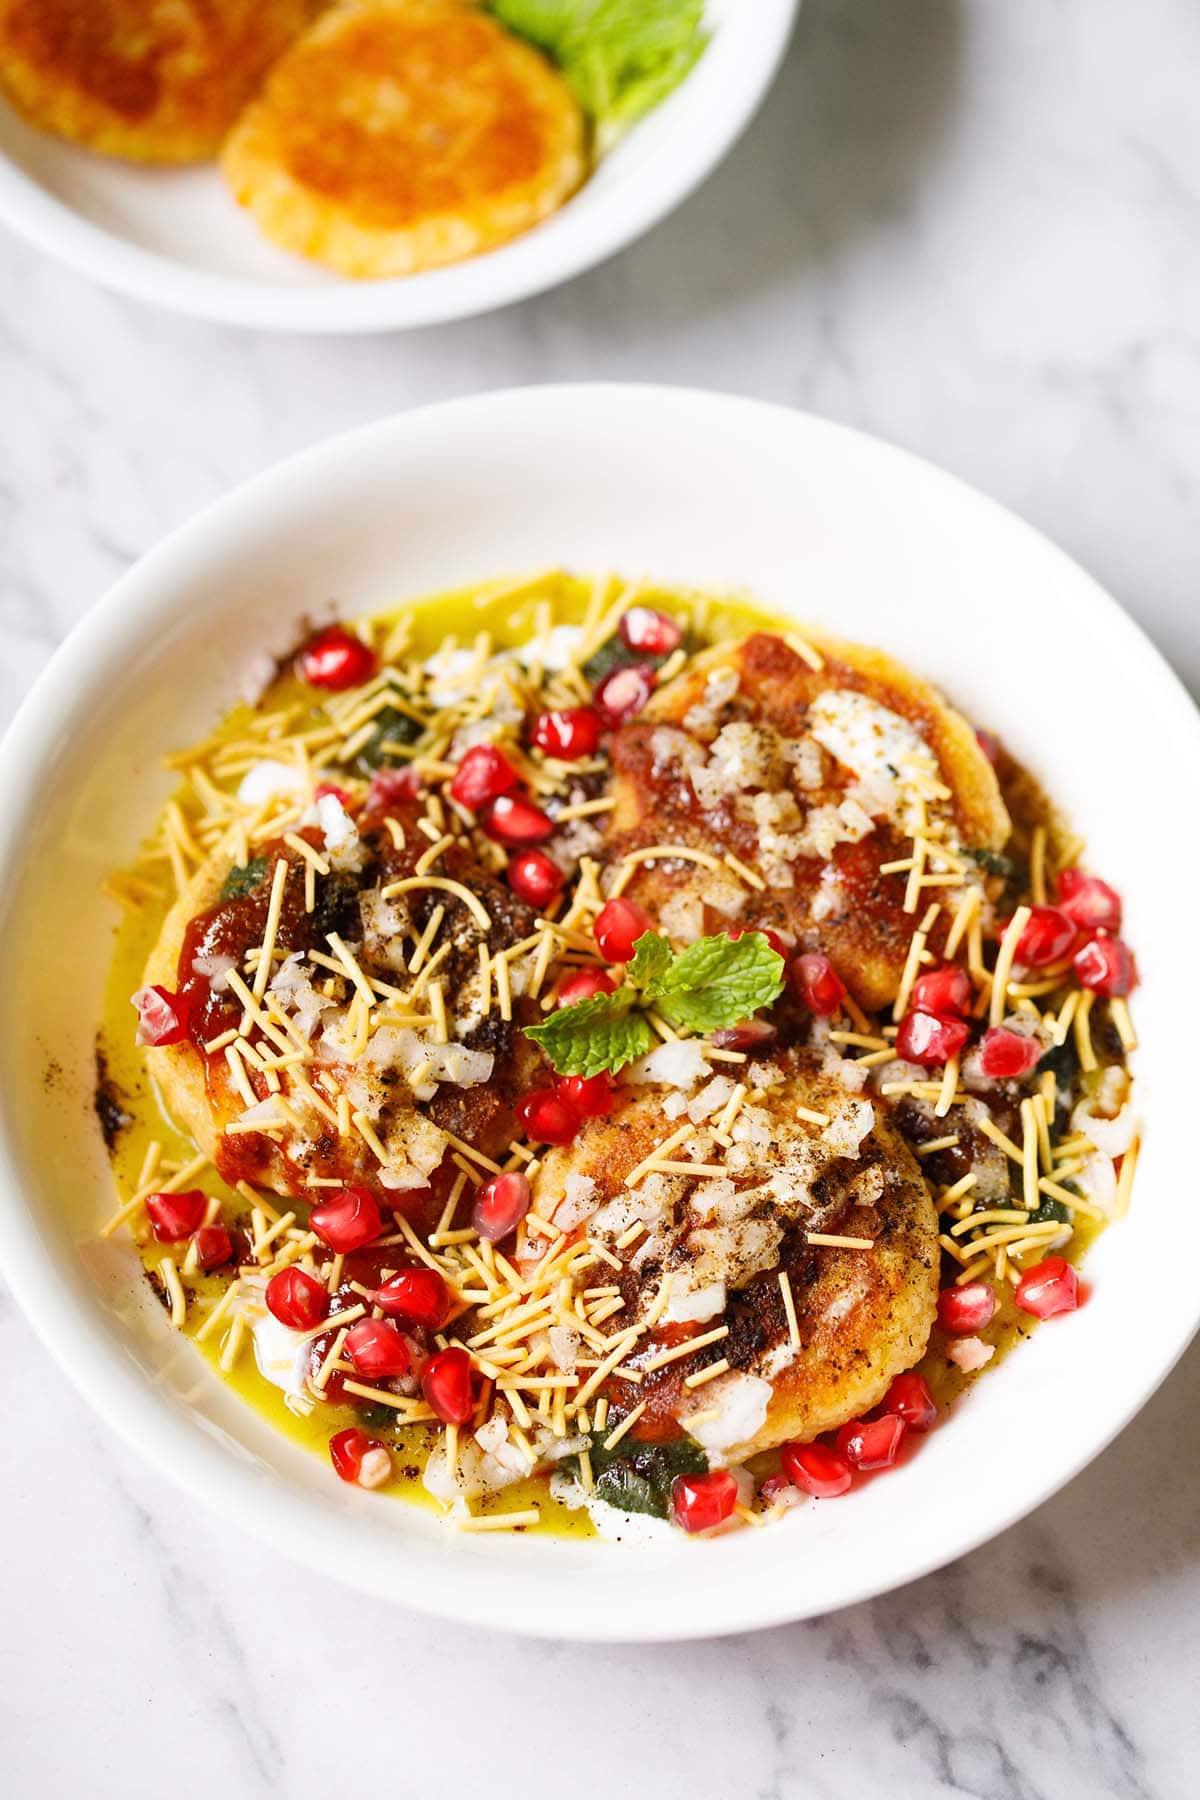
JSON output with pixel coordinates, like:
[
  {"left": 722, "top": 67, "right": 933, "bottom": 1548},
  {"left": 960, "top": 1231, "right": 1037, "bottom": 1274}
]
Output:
[{"left": 220, "top": 0, "right": 586, "bottom": 277}]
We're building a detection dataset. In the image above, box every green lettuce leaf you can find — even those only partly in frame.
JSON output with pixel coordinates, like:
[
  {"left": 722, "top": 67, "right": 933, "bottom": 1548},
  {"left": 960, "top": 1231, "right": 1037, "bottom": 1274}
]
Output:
[{"left": 490, "top": 0, "right": 708, "bottom": 147}]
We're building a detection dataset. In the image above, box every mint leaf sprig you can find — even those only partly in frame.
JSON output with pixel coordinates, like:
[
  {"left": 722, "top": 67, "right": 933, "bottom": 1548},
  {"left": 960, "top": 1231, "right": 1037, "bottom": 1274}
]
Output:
[
  {"left": 524, "top": 986, "right": 653, "bottom": 1079},
  {"left": 524, "top": 929, "right": 785, "bottom": 1077}
]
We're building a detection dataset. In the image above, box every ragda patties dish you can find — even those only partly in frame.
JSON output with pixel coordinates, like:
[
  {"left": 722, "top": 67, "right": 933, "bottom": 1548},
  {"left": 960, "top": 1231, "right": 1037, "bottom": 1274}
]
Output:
[
  {"left": 98, "top": 573, "right": 1141, "bottom": 1538},
  {"left": 1, "top": 0, "right": 709, "bottom": 276}
]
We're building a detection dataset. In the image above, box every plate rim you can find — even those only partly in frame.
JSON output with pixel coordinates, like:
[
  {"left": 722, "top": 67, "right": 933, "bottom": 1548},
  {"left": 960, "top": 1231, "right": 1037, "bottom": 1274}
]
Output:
[{"left": 1, "top": 382, "right": 1197, "bottom": 1640}]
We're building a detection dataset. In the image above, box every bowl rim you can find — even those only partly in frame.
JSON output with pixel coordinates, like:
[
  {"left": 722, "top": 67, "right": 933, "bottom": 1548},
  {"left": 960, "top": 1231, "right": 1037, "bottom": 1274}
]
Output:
[
  {"left": 1, "top": 383, "right": 1198, "bottom": 1640},
  {"left": 0, "top": 1, "right": 799, "bottom": 333}
]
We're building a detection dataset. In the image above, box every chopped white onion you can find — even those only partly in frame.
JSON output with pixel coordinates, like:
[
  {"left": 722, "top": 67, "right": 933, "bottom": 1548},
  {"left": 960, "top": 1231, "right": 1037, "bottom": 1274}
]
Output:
[
  {"left": 554, "top": 1173, "right": 598, "bottom": 1232},
  {"left": 681, "top": 1371, "right": 771, "bottom": 1458},
  {"left": 662, "top": 1280, "right": 726, "bottom": 1324},
  {"left": 191, "top": 952, "right": 235, "bottom": 992},
  {"left": 236, "top": 759, "right": 306, "bottom": 807},
  {"left": 628, "top": 1038, "right": 710, "bottom": 1090},
  {"left": 948, "top": 1336, "right": 995, "bottom": 1373}
]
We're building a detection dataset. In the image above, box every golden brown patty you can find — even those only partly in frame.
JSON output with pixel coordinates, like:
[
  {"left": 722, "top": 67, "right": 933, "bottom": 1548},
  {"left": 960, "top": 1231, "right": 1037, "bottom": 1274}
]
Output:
[
  {"left": 606, "top": 629, "right": 1010, "bottom": 1012},
  {"left": 220, "top": 0, "right": 586, "bottom": 278},
  {"left": 0, "top": 0, "right": 320, "bottom": 163},
  {"left": 530, "top": 1053, "right": 939, "bottom": 1457},
  {"left": 143, "top": 807, "right": 539, "bottom": 1198}
]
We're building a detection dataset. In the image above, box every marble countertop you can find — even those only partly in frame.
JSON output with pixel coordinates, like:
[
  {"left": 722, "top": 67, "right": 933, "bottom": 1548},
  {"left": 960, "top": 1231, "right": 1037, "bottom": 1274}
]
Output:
[{"left": 1, "top": 1, "right": 1198, "bottom": 1794}]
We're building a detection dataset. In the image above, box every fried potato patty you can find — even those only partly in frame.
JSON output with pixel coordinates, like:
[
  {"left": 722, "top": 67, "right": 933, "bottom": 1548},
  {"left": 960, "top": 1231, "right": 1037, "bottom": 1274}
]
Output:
[
  {"left": 142, "top": 846, "right": 230, "bottom": 1173},
  {"left": 220, "top": 0, "right": 586, "bottom": 278},
  {"left": 0, "top": 0, "right": 319, "bottom": 163},
  {"left": 606, "top": 629, "right": 1010, "bottom": 1012},
  {"left": 530, "top": 1052, "right": 939, "bottom": 1458},
  {"left": 143, "top": 807, "right": 539, "bottom": 1198}
]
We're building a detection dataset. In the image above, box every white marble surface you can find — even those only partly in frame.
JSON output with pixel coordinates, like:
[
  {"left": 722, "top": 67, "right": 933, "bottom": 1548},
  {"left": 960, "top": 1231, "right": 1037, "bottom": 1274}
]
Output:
[{"left": 1, "top": 1, "right": 1198, "bottom": 1793}]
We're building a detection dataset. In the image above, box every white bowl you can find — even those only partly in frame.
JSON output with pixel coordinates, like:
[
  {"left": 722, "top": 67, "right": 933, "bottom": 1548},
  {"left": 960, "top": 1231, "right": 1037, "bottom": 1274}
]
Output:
[
  {"left": 0, "top": 0, "right": 797, "bottom": 332},
  {"left": 1, "top": 384, "right": 1196, "bottom": 1641}
]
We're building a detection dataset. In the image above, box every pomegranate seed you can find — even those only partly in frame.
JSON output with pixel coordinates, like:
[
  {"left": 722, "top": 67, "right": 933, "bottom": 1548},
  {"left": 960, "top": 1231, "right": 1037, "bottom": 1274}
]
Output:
[
  {"left": 508, "top": 847, "right": 563, "bottom": 909},
  {"left": 1012, "top": 905, "right": 1076, "bottom": 968},
  {"left": 193, "top": 1224, "right": 234, "bottom": 1270},
  {"left": 448, "top": 744, "right": 520, "bottom": 811},
  {"left": 472, "top": 1171, "right": 531, "bottom": 1243},
  {"left": 881, "top": 1371, "right": 937, "bottom": 1431},
  {"left": 266, "top": 1266, "right": 329, "bottom": 1331},
  {"left": 948, "top": 1336, "right": 994, "bottom": 1374},
  {"left": 1058, "top": 867, "right": 1122, "bottom": 934},
  {"left": 366, "top": 766, "right": 421, "bottom": 811},
  {"left": 594, "top": 663, "right": 656, "bottom": 727},
  {"left": 975, "top": 728, "right": 1001, "bottom": 766},
  {"left": 937, "top": 1281, "right": 996, "bottom": 1334},
  {"left": 356, "top": 1445, "right": 393, "bottom": 1489},
  {"left": 594, "top": 897, "right": 654, "bottom": 962},
  {"left": 421, "top": 1346, "right": 474, "bottom": 1424},
  {"left": 518, "top": 1088, "right": 579, "bottom": 1145},
  {"left": 482, "top": 793, "right": 554, "bottom": 846},
  {"left": 1015, "top": 1255, "right": 1080, "bottom": 1319},
  {"left": 329, "top": 1427, "right": 374, "bottom": 1483},
  {"left": 309, "top": 1185, "right": 383, "bottom": 1253},
  {"left": 376, "top": 1267, "right": 449, "bottom": 1330},
  {"left": 298, "top": 625, "right": 377, "bottom": 691},
  {"left": 710, "top": 1018, "right": 779, "bottom": 1052},
  {"left": 728, "top": 924, "right": 789, "bottom": 958},
  {"left": 146, "top": 1190, "right": 206, "bottom": 1242},
  {"left": 1073, "top": 934, "right": 1136, "bottom": 997},
  {"left": 556, "top": 968, "right": 618, "bottom": 1008},
  {"left": 758, "top": 1474, "right": 794, "bottom": 1503},
  {"left": 131, "top": 984, "right": 189, "bottom": 1047},
  {"left": 836, "top": 1414, "right": 906, "bottom": 1472},
  {"left": 978, "top": 1027, "right": 1042, "bottom": 1079},
  {"left": 789, "top": 952, "right": 847, "bottom": 1017},
  {"left": 345, "top": 1318, "right": 411, "bottom": 1379},
  {"left": 313, "top": 781, "right": 354, "bottom": 807},
  {"left": 672, "top": 1468, "right": 738, "bottom": 1533},
  {"left": 531, "top": 706, "right": 602, "bottom": 759},
  {"left": 557, "top": 1073, "right": 615, "bottom": 1119},
  {"left": 619, "top": 606, "right": 684, "bottom": 657},
  {"left": 911, "top": 965, "right": 971, "bottom": 1017},
  {"left": 895, "top": 1009, "right": 970, "bottom": 1066},
  {"left": 781, "top": 1441, "right": 853, "bottom": 1498}
]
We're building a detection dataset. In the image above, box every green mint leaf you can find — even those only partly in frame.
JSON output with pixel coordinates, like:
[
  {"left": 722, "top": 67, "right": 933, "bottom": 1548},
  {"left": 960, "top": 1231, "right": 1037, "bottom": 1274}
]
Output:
[
  {"left": 625, "top": 930, "right": 672, "bottom": 993},
  {"left": 524, "top": 930, "right": 783, "bottom": 1075},
  {"left": 218, "top": 855, "right": 268, "bottom": 902},
  {"left": 523, "top": 988, "right": 654, "bottom": 1077},
  {"left": 655, "top": 931, "right": 785, "bottom": 1033}
]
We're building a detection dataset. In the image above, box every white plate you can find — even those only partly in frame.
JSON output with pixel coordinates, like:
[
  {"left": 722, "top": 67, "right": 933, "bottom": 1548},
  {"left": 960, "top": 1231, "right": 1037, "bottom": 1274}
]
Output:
[
  {"left": 0, "top": 1, "right": 797, "bottom": 332},
  {"left": 0, "top": 385, "right": 1196, "bottom": 1641}
]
